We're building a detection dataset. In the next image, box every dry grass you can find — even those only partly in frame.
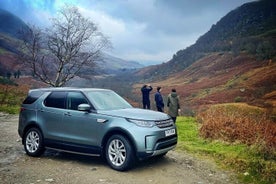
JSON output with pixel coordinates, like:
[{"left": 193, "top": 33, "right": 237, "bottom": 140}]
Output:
[{"left": 197, "top": 103, "right": 276, "bottom": 155}]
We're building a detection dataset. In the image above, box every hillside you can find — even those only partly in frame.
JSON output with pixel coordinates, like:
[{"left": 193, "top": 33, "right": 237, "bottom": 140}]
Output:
[
  {"left": 125, "top": 0, "right": 276, "bottom": 115},
  {"left": 97, "top": 54, "right": 143, "bottom": 74},
  {"left": 0, "top": 9, "right": 30, "bottom": 55},
  {"left": 132, "top": 52, "right": 276, "bottom": 115},
  {"left": 0, "top": 9, "right": 30, "bottom": 77},
  {"left": 0, "top": 9, "right": 29, "bottom": 39},
  {"left": 134, "top": 0, "right": 276, "bottom": 81}
]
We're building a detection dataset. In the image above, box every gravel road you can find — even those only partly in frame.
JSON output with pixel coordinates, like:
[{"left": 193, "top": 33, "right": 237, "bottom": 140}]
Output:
[{"left": 0, "top": 113, "right": 240, "bottom": 184}]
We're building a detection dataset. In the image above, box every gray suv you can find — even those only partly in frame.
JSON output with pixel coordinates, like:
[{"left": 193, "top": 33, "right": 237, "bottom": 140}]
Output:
[{"left": 18, "top": 88, "right": 177, "bottom": 171}]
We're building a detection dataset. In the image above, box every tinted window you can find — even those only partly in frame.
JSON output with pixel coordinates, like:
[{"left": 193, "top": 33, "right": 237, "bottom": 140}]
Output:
[
  {"left": 44, "top": 91, "right": 66, "bottom": 109},
  {"left": 67, "top": 92, "right": 89, "bottom": 110},
  {"left": 23, "top": 91, "right": 45, "bottom": 104}
]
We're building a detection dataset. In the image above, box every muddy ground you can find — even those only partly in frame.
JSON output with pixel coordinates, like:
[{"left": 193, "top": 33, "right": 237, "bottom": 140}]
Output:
[{"left": 0, "top": 113, "right": 240, "bottom": 184}]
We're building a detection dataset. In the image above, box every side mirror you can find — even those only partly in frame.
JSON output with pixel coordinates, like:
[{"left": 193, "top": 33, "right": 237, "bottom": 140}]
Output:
[{"left": 78, "top": 104, "right": 91, "bottom": 112}]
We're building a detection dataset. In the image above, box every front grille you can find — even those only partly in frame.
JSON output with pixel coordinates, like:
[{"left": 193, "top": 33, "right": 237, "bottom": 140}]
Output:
[{"left": 155, "top": 119, "right": 174, "bottom": 128}]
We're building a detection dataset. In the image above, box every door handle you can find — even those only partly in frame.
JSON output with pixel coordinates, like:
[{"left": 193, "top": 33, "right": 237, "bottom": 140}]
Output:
[
  {"left": 97, "top": 119, "right": 108, "bottom": 123},
  {"left": 64, "top": 112, "right": 72, "bottom": 116}
]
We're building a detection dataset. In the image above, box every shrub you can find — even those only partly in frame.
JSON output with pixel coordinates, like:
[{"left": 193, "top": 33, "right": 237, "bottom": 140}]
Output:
[
  {"left": 0, "top": 84, "right": 29, "bottom": 114},
  {"left": 197, "top": 103, "right": 276, "bottom": 154},
  {"left": 0, "top": 77, "right": 18, "bottom": 85},
  {"left": 234, "top": 96, "right": 243, "bottom": 102}
]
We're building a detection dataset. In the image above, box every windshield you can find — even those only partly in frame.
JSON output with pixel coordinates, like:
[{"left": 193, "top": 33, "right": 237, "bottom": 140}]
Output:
[{"left": 86, "top": 90, "right": 132, "bottom": 110}]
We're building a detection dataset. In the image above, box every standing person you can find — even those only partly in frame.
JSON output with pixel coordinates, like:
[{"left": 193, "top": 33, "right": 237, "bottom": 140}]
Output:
[
  {"left": 167, "top": 89, "right": 180, "bottom": 123},
  {"left": 155, "top": 86, "right": 164, "bottom": 112},
  {"left": 141, "top": 84, "right": 153, "bottom": 109}
]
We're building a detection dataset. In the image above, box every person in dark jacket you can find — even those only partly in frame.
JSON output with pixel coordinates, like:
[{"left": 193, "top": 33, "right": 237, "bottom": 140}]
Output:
[
  {"left": 154, "top": 86, "right": 164, "bottom": 112},
  {"left": 141, "top": 84, "right": 153, "bottom": 109},
  {"left": 167, "top": 89, "right": 180, "bottom": 123}
]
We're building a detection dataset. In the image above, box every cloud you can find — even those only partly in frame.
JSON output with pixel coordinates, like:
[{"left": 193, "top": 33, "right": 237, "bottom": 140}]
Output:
[
  {"left": 0, "top": 0, "right": 255, "bottom": 65},
  {"left": 76, "top": 0, "right": 198, "bottom": 63}
]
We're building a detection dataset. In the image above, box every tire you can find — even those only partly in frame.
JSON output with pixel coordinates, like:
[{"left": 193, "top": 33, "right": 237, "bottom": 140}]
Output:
[
  {"left": 23, "top": 128, "right": 45, "bottom": 157},
  {"left": 105, "top": 135, "right": 135, "bottom": 171}
]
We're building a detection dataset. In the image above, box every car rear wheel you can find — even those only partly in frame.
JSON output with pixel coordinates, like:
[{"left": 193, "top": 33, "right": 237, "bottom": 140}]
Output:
[
  {"left": 24, "top": 128, "right": 45, "bottom": 157},
  {"left": 105, "top": 135, "right": 135, "bottom": 171}
]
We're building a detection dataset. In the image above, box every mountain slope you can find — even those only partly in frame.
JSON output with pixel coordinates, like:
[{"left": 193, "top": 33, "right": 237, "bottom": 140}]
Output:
[
  {"left": 132, "top": 52, "right": 276, "bottom": 114},
  {"left": 135, "top": 0, "right": 276, "bottom": 81},
  {"left": 0, "top": 9, "right": 29, "bottom": 39},
  {"left": 98, "top": 54, "right": 143, "bottom": 74},
  {"left": 0, "top": 9, "right": 30, "bottom": 55},
  {"left": 129, "top": 0, "right": 276, "bottom": 113}
]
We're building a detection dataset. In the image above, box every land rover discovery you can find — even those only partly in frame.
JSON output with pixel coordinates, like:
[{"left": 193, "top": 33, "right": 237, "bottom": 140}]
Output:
[{"left": 18, "top": 88, "right": 177, "bottom": 171}]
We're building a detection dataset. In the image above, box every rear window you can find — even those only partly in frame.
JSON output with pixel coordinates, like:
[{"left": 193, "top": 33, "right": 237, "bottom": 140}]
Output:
[
  {"left": 44, "top": 91, "right": 66, "bottom": 109},
  {"left": 23, "top": 91, "right": 45, "bottom": 104}
]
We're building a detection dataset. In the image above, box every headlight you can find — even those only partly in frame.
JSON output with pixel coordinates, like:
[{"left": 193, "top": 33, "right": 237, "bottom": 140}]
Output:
[{"left": 127, "top": 118, "right": 155, "bottom": 128}]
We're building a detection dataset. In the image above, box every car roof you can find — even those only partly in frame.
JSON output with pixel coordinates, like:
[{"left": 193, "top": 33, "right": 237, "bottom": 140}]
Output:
[{"left": 29, "top": 87, "right": 112, "bottom": 93}]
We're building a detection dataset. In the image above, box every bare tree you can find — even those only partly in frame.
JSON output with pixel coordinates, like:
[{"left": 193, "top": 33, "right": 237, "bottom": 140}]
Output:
[{"left": 18, "top": 6, "right": 110, "bottom": 87}]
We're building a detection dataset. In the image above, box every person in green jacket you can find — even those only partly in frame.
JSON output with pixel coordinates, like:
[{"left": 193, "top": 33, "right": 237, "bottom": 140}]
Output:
[{"left": 167, "top": 89, "right": 180, "bottom": 123}]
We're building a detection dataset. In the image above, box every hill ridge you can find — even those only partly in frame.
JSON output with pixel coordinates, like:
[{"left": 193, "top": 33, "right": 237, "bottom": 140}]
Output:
[{"left": 135, "top": 0, "right": 276, "bottom": 81}]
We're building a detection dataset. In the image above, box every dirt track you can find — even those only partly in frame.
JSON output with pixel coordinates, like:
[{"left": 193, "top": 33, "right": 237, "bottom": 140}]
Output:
[{"left": 0, "top": 113, "right": 240, "bottom": 184}]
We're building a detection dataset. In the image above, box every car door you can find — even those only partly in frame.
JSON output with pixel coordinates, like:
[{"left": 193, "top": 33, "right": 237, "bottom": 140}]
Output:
[
  {"left": 39, "top": 91, "right": 67, "bottom": 142},
  {"left": 62, "top": 91, "right": 106, "bottom": 152}
]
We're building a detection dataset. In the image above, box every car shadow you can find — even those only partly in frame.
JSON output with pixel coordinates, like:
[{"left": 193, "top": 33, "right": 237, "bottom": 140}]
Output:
[
  {"left": 42, "top": 149, "right": 105, "bottom": 166},
  {"left": 40, "top": 149, "right": 173, "bottom": 171}
]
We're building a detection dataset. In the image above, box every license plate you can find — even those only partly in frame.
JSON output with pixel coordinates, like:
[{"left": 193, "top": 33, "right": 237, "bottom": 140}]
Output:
[{"left": 165, "top": 128, "right": 175, "bottom": 137}]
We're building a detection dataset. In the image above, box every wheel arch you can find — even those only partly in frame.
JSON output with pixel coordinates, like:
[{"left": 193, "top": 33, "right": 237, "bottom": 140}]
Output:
[
  {"left": 101, "top": 128, "right": 137, "bottom": 157},
  {"left": 22, "top": 122, "right": 44, "bottom": 143}
]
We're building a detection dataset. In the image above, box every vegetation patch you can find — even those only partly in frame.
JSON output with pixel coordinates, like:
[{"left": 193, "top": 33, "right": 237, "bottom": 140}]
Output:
[
  {"left": 0, "top": 48, "right": 7, "bottom": 55},
  {"left": 197, "top": 103, "right": 275, "bottom": 151},
  {"left": 0, "top": 84, "right": 29, "bottom": 114},
  {"left": 0, "top": 77, "right": 18, "bottom": 85},
  {"left": 176, "top": 116, "right": 276, "bottom": 184}
]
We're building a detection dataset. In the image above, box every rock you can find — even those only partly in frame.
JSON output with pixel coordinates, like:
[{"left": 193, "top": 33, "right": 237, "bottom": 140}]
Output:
[{"left": 45, "top": 178, "right": 54, "bottom": 182}]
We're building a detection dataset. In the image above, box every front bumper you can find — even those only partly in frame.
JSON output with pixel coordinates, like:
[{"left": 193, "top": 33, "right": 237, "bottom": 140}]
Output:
[{"left": 136, "top": 134, "right": 177, "bottom": 159}]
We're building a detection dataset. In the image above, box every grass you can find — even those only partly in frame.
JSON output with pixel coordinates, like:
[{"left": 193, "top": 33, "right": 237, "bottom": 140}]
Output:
[
  {"left": 175, "top": 116, "right": 276, "bottom": 184},
  {"left": 176, "top": 116, "right": 247, "bottom": 157},
  {"left": 0, "top": 105, "right": 20, "bottom": 114},
  {"left": 0, "top": 84, "right": 29, "bottom": 114}
]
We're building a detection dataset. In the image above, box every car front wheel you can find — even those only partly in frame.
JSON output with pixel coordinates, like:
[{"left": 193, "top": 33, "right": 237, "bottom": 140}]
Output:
[
  {"left": 24, "top": 128, "right": 45, "bottom": 157},
  {"left": 105, "top": 135, "right": 135, "bottom": 171}
]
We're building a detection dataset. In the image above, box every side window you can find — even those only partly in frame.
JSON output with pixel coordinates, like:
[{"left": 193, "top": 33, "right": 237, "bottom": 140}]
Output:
[
  {"left": 67, "top": 92, "right": 89, "bottom": 110},
  {"left": 23, "top": 91, "right": 45, "bottom": 104},
  {"left": 44, "top": 91, "right": 66, "bottom": 109}
]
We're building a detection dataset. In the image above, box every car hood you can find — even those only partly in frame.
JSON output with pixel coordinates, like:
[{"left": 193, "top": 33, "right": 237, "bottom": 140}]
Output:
[{"left": 98, "top": 108, "right": 170, "bottom": 121}]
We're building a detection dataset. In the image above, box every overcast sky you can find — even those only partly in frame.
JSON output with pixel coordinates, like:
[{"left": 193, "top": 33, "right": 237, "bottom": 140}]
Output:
[{"left": 0, "top": 0, "right": 255, "bottom": 65}]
